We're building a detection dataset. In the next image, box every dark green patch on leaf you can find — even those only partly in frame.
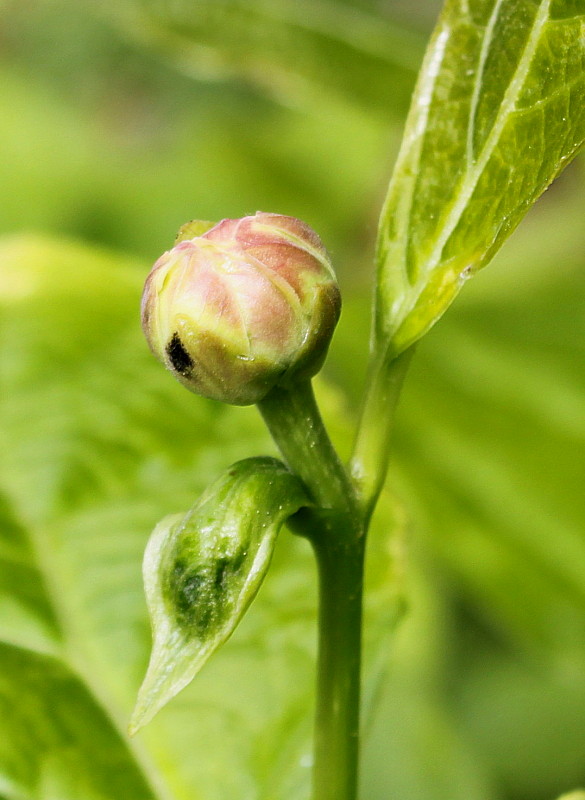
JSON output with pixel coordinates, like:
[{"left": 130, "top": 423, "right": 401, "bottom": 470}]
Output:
[{"left": 131, "top": 456, "right": 310, "bottom": 732}]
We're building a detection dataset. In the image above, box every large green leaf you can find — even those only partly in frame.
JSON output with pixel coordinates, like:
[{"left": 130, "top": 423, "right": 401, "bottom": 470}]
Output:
[
  {"left": 0, "top": 235, "right": 403, "bottom": 800},
  {"left": 375, "top": 0, "right": 585, "bottom": 357}
]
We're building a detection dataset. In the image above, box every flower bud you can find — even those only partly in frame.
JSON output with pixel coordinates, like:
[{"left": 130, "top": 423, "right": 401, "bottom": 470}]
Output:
[{"left": 141, "top": 212, "right": 341, "bottom": 405}]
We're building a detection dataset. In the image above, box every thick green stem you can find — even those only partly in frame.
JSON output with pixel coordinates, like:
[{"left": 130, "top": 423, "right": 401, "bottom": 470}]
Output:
[
  {"left": 311, "top": 516, "right": 365, "bottom": 800},
  {"left": 257, "top": 379, "right": 364, "bottom": 800},
  {"left": 258, "top": 380, "right": 357, "bottom": 516}
]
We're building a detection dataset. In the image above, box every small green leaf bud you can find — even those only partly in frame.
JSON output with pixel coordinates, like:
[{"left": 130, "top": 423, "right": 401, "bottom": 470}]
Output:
[
  {"left": 129, "top": 456, "right": 309, "bottom": 733},
  {"left": 141, "top": 212, "right": 341, "bottom": 405}
]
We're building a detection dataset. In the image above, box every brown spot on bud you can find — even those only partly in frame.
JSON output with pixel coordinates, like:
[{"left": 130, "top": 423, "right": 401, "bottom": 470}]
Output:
[{"left": 166, "top": 333, "right": 193, "bottom": 376}]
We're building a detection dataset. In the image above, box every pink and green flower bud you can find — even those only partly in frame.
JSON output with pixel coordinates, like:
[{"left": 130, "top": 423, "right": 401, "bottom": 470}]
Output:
[{"left": 141, "top": 212, "right": 341, "bottom": 405}]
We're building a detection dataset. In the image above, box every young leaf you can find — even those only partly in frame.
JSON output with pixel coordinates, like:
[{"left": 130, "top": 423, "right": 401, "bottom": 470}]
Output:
[
  {"left": 130, "top": 457, "right": 309, "bottom": 733},
  {"left": 375, "top": 0, "right": 585, "bottom": 358}
]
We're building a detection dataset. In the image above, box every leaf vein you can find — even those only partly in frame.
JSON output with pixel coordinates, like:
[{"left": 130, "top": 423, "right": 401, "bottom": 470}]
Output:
[
  {"left": 466, "top": 0, "right": 506, "bottom": 168},
  {"left": 413, "top": 0, "right": 552, "bottom": 299}
]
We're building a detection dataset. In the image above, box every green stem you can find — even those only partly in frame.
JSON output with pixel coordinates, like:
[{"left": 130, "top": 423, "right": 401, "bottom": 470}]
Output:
[
  {"left": 311, "top": 516, "right": 365, "bottom": 800},
  {"left": 258, "top": 380, "right": 357, "bottom": 516},
  {"left": 257, "top": 379, "right": 364, "bottom": 800},
  {"left": 350, "top": 347, "right": 414, "bottom": 520}
]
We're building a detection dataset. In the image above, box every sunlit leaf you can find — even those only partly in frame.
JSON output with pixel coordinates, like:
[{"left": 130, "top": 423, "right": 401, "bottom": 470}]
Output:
[{"left": 375, "top": 0, "right": 585, "bottom": 357}]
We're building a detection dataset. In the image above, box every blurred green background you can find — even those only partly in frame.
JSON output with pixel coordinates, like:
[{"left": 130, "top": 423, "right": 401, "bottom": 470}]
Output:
[{"left": 1, "top": 1, "right": 585, "bottom": 799}]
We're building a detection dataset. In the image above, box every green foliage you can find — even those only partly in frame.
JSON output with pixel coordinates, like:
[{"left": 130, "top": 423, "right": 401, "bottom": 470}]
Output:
[
  {"left": 4, "top": 206, "right": 585, "bottom": 800},
  {"left": 375, "top": 0, "right": 585, "bottom": 358},
  {"left": 0, "top": 237, "right": 401, "bottom": 800},
  {"left": 1, "top": 0, "right": 585, "bottom": 798},
  {"left": 131, "top": 457, "right": 309, "bottom": 732},
  {"left": 0, "top": 47, "right": 390, "bottom": 266},
  {"left": 104, "top": 0, "right": 424, "bottom": 114}
]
